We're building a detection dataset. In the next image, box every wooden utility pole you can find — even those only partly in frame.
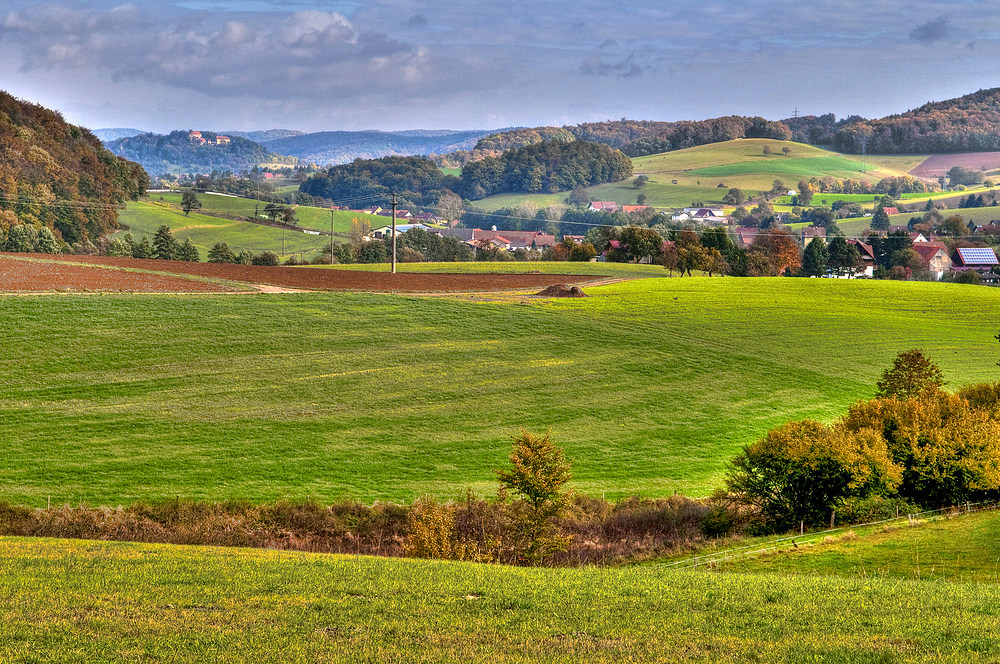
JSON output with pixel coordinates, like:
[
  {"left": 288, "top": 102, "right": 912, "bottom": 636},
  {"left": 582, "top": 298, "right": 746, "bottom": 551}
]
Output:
[{"left": 391, "top": 192, "right": 397, "bottom": 274}]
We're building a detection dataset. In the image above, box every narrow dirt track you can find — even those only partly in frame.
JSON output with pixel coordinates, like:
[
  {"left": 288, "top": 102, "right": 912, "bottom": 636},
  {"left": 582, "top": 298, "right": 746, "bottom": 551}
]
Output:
[{"left": 0, "top": 254, "right": 604, "bottom": 294}]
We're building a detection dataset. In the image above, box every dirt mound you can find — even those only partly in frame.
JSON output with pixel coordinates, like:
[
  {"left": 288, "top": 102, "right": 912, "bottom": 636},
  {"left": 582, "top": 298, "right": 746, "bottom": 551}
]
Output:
[{"left": 536, "top": 284, "right": 588, "bottom": 297}]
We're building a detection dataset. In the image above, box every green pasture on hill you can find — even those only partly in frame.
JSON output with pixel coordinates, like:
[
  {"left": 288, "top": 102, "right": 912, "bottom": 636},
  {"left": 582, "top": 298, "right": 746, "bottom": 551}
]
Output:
[
  {"left": 2, "top": 277, "right": 999, "bottom": 507},
  {"left": 713, "top": 509, "right": 1000, "bottom": 584},
  {"left": 326, "top": 260, "right": 669, "bottom": 278},
  {"left": 145, "top": 192, "right": 383, "bottom": 234},
  {"left": 2, "top": 536, "right": 1000, "bottom": 663},
  {"left": 473, "top": 140, "right": 921, "bottom": 212},
  {"left": 117, "top": 202, "right": 331, "bottom": 261}
]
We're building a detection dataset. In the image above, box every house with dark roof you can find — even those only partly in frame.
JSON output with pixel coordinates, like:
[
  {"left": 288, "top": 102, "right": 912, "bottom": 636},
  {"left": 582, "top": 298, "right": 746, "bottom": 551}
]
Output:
[{"left": 846, "top": 239, "right": 876, "bottom": 278}]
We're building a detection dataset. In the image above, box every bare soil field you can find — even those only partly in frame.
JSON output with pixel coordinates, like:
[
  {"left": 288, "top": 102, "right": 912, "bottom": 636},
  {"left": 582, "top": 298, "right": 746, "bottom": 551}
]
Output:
[
  {"left": 0, "top": 254, "right": 239, "bottom": 293},
  {"left": 0, "top": 254, "right": 600, "bottom": 293},
  {"left": 910, "top": 152, "right": 1000, "bottom": 178}
]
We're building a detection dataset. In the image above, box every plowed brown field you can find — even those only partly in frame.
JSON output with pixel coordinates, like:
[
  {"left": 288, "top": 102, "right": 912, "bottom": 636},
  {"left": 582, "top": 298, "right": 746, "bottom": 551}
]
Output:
[
  {"left": 910, "top": 152, "right": 1000, "bottom": 179},
  {"left": 0, "top": 254, "right": 600, "bottom": 293},
  {"left": 0, "top": 254, "right": 239, "bottom": 293}
]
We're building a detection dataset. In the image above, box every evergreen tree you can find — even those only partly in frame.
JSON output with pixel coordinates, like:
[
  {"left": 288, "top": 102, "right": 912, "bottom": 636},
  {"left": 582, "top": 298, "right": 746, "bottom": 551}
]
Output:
[
  {"left": 802, "top": 237, "right": 829, "bottom": 277},
  {"left": 133, "top": 236, "right": 153, "bottom": 259},
  {"left": 177, "top": 237, "right": 200, "bottom": 262},
  {"left": 871, "top": 205, "right": 891, "bottom": 231},
  {"left": 152, "top": 225, "right": 178, "bottom": 260},
  {"left": 207, "top": 241, "right": 236, "bottom": 263}
]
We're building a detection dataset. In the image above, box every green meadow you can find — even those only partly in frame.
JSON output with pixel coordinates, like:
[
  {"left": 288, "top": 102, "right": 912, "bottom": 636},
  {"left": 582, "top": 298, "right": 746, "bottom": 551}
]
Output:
[
  {"left": 116, "top": 202, "right": 331, "bottom": 261},
  {"left": 146, "top": 192, "right": 384, "bottom": 234},
  {"left": 2, "top": 277, "right": 998, "bottom": 507},
  {"left": 473, "top": 139, "right": 921, "bottom": 211},
  {"left": 326, "top": 260, "right": 669, "bottom": 278},
  {"left": 713, "top": 509, "right": 1000, "bottom": 584},
  {"left": 2, "top": 536, "right": 999, "bottom": 663}
]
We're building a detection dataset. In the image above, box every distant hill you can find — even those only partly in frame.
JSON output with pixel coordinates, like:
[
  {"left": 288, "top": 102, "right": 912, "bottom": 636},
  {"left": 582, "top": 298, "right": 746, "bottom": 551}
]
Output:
[
  {"left": 92, "top": 128, "right": 146, "bottom": 142},
  {"left": 262, "top": 129, "right": 496, "bottom": 166},
  {"left": 833, "top": 88, "right": 1000, "bottom": 154},
  {"left": 106, "top": 130, "right": 296, "bottom": 176},
  {"left": 0, "top": 91, "right": 148, "bottom": 245}
]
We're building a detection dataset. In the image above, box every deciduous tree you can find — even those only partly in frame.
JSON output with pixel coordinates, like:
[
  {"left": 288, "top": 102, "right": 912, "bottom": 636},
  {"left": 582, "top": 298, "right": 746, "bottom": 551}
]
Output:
[{"left": 875, "top": 349, "right": 945, "bottom": 400}]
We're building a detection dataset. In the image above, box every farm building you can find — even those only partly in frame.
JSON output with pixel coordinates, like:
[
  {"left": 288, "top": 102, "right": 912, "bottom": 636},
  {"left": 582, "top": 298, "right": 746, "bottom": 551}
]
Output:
[
  {"left": 588, "top": 201, "right": 618, "bottom": 212},
  {"left": 370, "top": 223, "right": 438, "bottom": 239},
  {"left": 952, "top": 247, "right": 999, "bottom": 273}
]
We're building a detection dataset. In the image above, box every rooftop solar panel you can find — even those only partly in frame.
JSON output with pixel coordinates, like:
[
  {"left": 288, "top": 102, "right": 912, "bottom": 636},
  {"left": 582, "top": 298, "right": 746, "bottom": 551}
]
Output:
[{"left": 957, "top": 247, "right": 999, "bottom": 265}]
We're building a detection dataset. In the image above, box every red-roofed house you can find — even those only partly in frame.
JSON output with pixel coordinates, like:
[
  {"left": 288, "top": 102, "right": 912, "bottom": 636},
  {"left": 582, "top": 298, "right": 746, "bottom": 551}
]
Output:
[
  {"left": 216, "top": 135, "right": 231, "bottom": 145},
  {"left": 734, "top": 227, "right": 758, "bottom": 248},
  {"left": 846, "top": 239, "right": 876, "bottom": 278},
  {"left": 589, "top": 201, "right": 618, "bottom": 212},
  {"left": 912, "top": 243, "right": 952, "bottom": 280},
  {"left": 952, "top": 247, "right": 999, "bottom": 271},
  {"left": 622, "top": 205, "right": 651, "bottom": 214}
]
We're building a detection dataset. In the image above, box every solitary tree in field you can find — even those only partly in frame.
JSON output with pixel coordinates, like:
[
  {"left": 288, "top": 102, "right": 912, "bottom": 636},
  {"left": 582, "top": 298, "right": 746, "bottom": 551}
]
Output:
[
  {"left": 875, "top": 349, "right": 945, "bottom": 400},
  {"left": 496, "top": 430, "right": 572, "bottom": 563},
  {"left": 181, "top": 191, "right": 201, "bottom": 216},
  {"left": 762, "top": 144, "right": 771, "bottom": 157},
  {"left": 782, "top": 146, "right": 791, "bottom": 156}
]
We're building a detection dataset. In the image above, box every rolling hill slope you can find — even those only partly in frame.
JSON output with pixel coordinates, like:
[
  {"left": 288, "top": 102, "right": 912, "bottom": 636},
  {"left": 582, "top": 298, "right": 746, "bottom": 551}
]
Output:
[{"left": 2, "top": 277, "right": 998, "bottom": 506}]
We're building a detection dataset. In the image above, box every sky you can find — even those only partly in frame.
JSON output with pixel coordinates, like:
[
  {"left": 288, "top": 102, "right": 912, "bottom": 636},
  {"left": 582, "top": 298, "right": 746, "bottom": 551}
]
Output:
[{"left": 2, "top": 0, "right": 999, "bottom": 134}]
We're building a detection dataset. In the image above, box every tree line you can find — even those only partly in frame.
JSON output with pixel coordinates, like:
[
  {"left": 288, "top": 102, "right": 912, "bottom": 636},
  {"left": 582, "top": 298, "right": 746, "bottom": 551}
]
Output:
[
  {"left": 723, "top": 351, "right": 1000, "bottom": 533},
  {"left": 299, "top": 140, "right": 632, "bottom": 207}
]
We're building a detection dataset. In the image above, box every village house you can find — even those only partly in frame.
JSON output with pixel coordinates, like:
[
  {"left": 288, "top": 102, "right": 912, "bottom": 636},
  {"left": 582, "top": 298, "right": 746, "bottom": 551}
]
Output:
[
  {"left": 801, "top": 226, "right": 826, "bottom": 246},
  {"left": 440, "top": 228, "right": 556, "bottom": 251},
  {"left": 846, "top": 239, "right": 876, "bottom": 278},
  {"left": 370, "top": 223, "right": 438, "bottom": 240},
  {"left": 588, "top": 201, "right": 618, "bottom": 213},
  {"left": 621, "top": 205, "right": 652, "bottom": 214},
  {"left": 951, "top": 247, "right": 999, "bottom": 276},
  {"left": 911, "top": 242, "right": 952, "bottom": 280}
]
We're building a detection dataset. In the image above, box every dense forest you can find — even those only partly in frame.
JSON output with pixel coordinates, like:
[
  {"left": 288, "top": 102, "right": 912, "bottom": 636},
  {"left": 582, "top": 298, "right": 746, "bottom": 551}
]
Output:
[
  {"left": 301, "top": 140, "right": 632, "bottom": 205},
  {"left": 106, "top": 131, "right": 296, "bottom": 177},
  {"left": 621, "top": 116, "right": 792, "bottom": 157},
  {"left": 833, "top": 88, "right": 1000, "bottom": 154},
  {"left": 299, "top": 156, "right": 461, "bottom": 208},
  {"left": 435, "top": 127, "right": 577, "bottom": 167},
  {"left": 0, "top": 90, "right": 148, "bottom": 246},
  {"left": 461, "top": 140, "right": 632, "bottom": 199}
]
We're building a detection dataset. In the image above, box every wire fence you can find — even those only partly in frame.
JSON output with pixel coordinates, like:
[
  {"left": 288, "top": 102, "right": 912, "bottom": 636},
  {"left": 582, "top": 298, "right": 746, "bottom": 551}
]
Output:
[{"left": 659, "top": 499, "right": 1000, "bottom": 571}]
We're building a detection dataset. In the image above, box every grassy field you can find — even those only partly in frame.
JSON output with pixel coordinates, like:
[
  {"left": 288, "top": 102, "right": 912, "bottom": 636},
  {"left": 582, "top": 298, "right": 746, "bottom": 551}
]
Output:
[
  {"left": 2, "top": 536, "right": 1000, "bottom": 662},
  {"left": 326, "top": 260, "right": 669, "bottom": 278},
  {"left": 472, "top": 140, "right": 921, "bottom": 212},
  {"left": 146, "top": 192, "right": 383, "bottom": 234},
  {"left": 117, "top": 202, "right": 331, "bottom": 261},
  {"left": 712, "top": 509, "right": 1000, "bottom": 584},
  {"left": 2, "top": 278, "right": 999, "bottom": 507}
]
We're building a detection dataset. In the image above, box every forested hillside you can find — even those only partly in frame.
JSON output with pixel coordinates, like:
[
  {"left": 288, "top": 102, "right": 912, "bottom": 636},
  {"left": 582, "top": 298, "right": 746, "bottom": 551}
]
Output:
[
  {"left": 0, "top": 90, "right": 148, "bottom": 245},
  {"left": 299, "top": 156, "right": 460, "bottom": 208},
  {"left": 300, "top": 140, "right": 631, "bottom": 206},
  {"left": 834, "top": 87, "right": 1000, "bottom": 154},
  {"left": 106, "top": 131, "right": 295, "bottom": 177},
  {"left": 461, "top": 140, "right": 632, "bottom": 199}
]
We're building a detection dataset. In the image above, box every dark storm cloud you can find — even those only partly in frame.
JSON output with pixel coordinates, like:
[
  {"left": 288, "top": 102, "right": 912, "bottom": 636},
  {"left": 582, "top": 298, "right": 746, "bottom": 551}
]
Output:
[
  {"left": 909, "top": 17, "right": 950, "bottom": 44},
  {"left": 580, "top": 53, "right": 646, "bottom": 78}
]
